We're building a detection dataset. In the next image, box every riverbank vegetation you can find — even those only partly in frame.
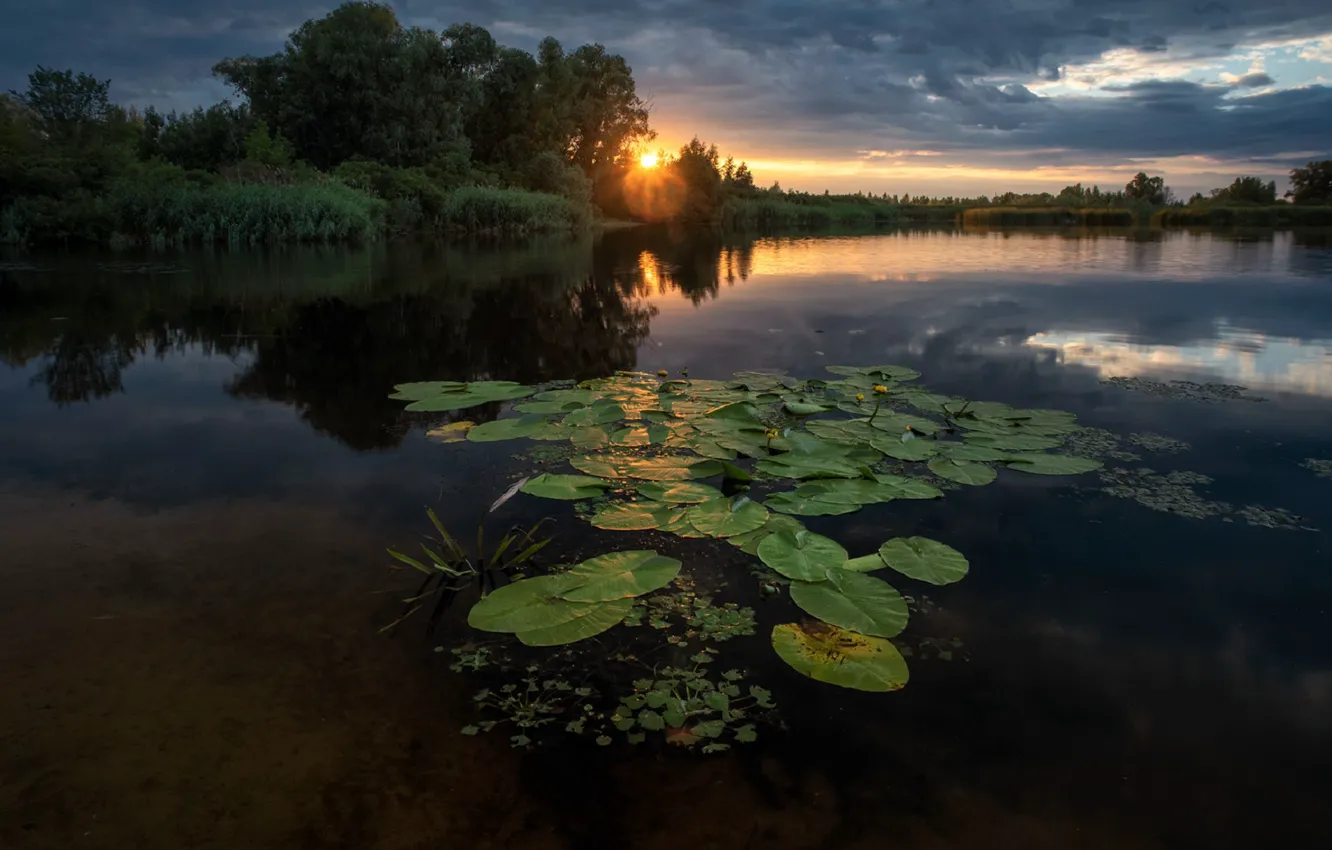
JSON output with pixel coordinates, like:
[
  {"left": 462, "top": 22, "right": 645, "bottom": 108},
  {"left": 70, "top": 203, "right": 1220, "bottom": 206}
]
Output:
[{"left": 3, "top": 0, "right": 1329, "bottom": 246}]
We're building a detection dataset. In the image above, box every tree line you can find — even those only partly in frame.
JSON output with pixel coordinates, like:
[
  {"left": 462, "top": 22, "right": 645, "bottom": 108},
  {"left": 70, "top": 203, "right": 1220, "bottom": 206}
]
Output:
[{"left": 2, "top": 0, "right": 1329, "bottom": 247}]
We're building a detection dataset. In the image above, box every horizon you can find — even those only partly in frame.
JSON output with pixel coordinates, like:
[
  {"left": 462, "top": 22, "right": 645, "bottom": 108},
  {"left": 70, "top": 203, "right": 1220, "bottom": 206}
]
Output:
[{"left": 2, "top": 1, "right": 1330, "bottom": 198}]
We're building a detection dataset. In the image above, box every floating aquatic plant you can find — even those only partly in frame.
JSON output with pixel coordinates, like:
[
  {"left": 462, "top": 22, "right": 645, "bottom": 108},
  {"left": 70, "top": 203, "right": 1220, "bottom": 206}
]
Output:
[
  {"left": 390, "top": 365, "right": 1107, "bottom": 698},
  {"left": 1301, "top": 458, "right": 1332, "bottom": 479},
  {"left": 1100, "top": 376, "right": 1266, "bottom": 403}
]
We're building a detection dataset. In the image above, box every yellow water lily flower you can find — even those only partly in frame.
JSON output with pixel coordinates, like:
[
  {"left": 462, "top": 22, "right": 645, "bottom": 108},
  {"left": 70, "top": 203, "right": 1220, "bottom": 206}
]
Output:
[
  {"left": 855, "top": 393, "right": 865, "bottom": 402},
  {"left": 657, "top": 370, "right": 668, "bottom": 377},
  {"left": 873, "top": 384, "right": 888, "bottom": 394}
]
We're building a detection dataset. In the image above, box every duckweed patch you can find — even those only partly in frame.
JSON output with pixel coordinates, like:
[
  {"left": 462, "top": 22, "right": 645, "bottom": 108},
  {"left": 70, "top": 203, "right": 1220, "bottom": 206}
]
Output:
[
  {"left": 1128, "top": 432, "right": 1192, "bottom": 453},
  {"left": 1059, "top": 427, "right": 1141, "bottom": 462},
  {"left": 1101, "top": 376, "right": 1267, "bottom": 403},
  {"left": 1097, "top": 467, "right": 1231, "bottom": 519},
  {"left": 1301, "top": 458, "right": 1332, "bottom": 479},
  {"left": 1233, "top": 505, "right": 1314, "bottom": 531}
]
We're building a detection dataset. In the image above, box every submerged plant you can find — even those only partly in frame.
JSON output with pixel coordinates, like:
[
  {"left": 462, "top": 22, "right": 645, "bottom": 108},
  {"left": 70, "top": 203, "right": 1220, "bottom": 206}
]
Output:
[{"left": 607, "top": 655, "right": 775, "bottom": 751}]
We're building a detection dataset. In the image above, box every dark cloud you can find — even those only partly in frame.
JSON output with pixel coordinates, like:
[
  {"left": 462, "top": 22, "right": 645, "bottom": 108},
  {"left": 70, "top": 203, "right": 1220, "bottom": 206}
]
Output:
[{"left": 1, "top": 0, "right": 1330, "bottom": 180}]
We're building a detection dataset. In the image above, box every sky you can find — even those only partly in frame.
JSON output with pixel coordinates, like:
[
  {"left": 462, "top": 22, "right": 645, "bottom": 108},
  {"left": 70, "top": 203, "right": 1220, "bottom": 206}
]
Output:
[{"left": 2, "top": 0, "right": 1331, "bottom": 197}]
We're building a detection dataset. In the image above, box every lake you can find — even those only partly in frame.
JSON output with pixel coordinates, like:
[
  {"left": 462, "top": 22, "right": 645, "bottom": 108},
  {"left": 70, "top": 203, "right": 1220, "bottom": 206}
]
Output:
[{"left": 2, "top": 226, "right": 1331, "bottom": 850}]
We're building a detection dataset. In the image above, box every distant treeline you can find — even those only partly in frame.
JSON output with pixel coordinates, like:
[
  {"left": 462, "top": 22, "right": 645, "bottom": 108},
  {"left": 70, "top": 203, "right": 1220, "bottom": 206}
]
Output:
[{"left": 2, "top": 0, "right": 1329, "bottom": 248}]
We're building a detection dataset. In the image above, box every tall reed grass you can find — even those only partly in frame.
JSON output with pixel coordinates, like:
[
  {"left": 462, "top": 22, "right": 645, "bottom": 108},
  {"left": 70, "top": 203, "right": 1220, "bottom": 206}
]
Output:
[
  {"left": 438, "top": 187, "right": 589, "bottom": 234},
  {"left": 960, "top": 207, "right": 1135, "bottom": 227},
  {"left": 721, "top": 198, "right": 903, "bottom": 231},
  {"left": 1153, "top": 205, "right": 1332, "bottom": 227}
]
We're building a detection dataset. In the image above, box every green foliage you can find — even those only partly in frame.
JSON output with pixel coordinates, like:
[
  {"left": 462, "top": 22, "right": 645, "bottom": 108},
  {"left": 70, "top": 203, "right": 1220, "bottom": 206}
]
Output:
[
  {"left": 1124, "top": 171, "right": 1171, "bottom": 205},
  {"left": 607, "top": 660, "right": 774, "bottom": 750},
  {"left": 960, "top": 206, "right": 1135, "bottom": 226},
  {"left": 1209, "top": 175, "right": 1277, "bottom": 204},
  {"left": 1286, "top": 160, "right": 1332, "bottom": 205},
  {"left": 1153, "top": 205, "right": 1332, "bottom": 227}
]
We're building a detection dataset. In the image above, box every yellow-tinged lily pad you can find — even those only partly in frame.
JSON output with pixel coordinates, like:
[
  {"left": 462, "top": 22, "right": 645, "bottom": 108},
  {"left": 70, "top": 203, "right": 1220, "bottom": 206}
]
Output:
[
  {"left": 426, "top": 421, "right": 475, "bottom": 443},
  {"left": 590, "top": 501, "right": 676, "bottom": 531},
  {"left": 637, "top": 481, "right": 724, "bottom": 504},
  {"left": 771, "top": 622, "right": 910, "bottom": 691},
  {"left": 516, "top": 599, "right": 633, "bottom": 646},
  {"left": 558, "top": 551, "right": 683, "bottom": 602}
]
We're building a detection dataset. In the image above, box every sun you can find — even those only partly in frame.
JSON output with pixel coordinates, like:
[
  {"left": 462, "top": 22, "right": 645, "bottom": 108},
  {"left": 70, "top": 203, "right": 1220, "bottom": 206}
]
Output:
[{"left": 639, "top": 152, "right": 659, "bottom": 169}]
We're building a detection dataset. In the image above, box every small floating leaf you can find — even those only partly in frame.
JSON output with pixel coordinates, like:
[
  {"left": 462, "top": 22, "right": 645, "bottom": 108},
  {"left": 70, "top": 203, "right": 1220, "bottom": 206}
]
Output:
[
  {"left": 686, "top": 497, "right": 770, "bottom": 538},
  {"left": 784, "top": 400, "right": 829, "bottom": 415},
  {"left": 843, "top": 553, "right": 887, "bottom": 573},
  {"left": 1003, "top": 453, "right": 1103, "bottom": 475},
  {"left": 870, "top": 436, "right": 938, "bottom": 461},
  {"left": 772, "top": 622, "right": 910, "bottom": 692},
  {"left": 395, "top": 381, "right": 535, "bottom": 411},
  {"left": 763, "top": 491, "right": 860, "bottom": 517},
  {"left": 788, "top": 569, "right": 909, "bottom": 638},
  {"left": 563, "top": 402, "right": 627, "bottom": 426},
  {"left": 727, "top": 514, "right": 807, "bottom": 554},
  {"left": 426, "top": 421, "right": 475, "bottom": 443},
  {"left": 757, "top": 530, "right": 848, "bottom": 580},
  {"left": 590, "top": 501, "right": 676, "bottom": 531},
  {"left": 521, "top": 474, "right": 612, "bottom": 500},
  {"left": 467, "top": 415, "right": 555, "bottom": 442},
  {"left": 927, "top": 457, "right": 997, "bottom": 486},
  {"left": 877, "top": 537, "right": 970, "bottom": 585},
  {"left": 637, "top": 481, "right": 724, "bottom": 504}
]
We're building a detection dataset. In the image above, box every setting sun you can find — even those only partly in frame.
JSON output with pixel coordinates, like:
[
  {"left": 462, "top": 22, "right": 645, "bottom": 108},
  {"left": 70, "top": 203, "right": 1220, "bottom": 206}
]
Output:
[{"left": 639, "top": 152, "right": 659, "bottom": 169}]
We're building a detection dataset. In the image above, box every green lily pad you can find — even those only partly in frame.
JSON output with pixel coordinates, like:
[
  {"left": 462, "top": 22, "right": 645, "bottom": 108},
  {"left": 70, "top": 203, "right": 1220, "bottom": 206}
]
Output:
[
  {"left": 466, "top": 415, "right": 553, "bottom": 442},
  {"left": 784, "top": 401, "right": 829, "bottom": 415},
  {"left": 1003, "top": 453, "right": 1103, "bottom": 475},
  {"left": 792, "top": 479, "right": 901, "bottom": 506},
  {"left": 866, "top": 474, "right": 946, "bottom": 500},
  {"left": 564, "top": 402, "right": 627, "bottom": 427},
  {"left": 927, "top": 457, "right": 997, "bottom": 486},
  {"left": 559, "top": 551, "right": 683, "bottom": 602},
  {"left": 468, "top": 574, "right": 598, "bottom": 633},
  {"left": 686, "top": 497, "right": 770, "bottom": 538},
  {"left": 590, "top": 501, "right": 676, "bottom": 531},
  {"left": 515, "top": 400, "right": 586, "bottom": 414},
  {"left": 535, "top": 388, "right": 603, "bottom": 404},
  {"left": 520, "top": 474, "right": 613, "bottom": 500},
  {"left": 963, "top": 432, "right": 1061, "bottom": 451},
  {"left": 660, "top": 507, "right": 710, "bottom": 539},
  {"left": 757, "top": 530, "right": 848, "bottom": 580},
  {"left": 394, "top": 381, "right": 535, "bottom": 411},
  {"left": 771, "top": 622, "right": 910, "bottom": 692},
  {"left": 569, "top": 426, "right": 611, "bottom": 449},
  {"left": 764, "top": 491, "right": 861, "bottom": 517},
  {"left": 938, "top": 443, "right": 1014, "bottom": 462},
  {"left": 727, "top": 514, "right": 806, "bottom": 554},
  {"left": 788, "top": 569, "right": 909, "bottom": 638},
  {"left": 516, "top": 599, "right": 633, "bottom": 646},
  {"left": 805, "top": 419, "right": 877, "bottom": 446},
  {"left": 877, "top": 537, "right": 969, "bottom": 585},
  {"left": 866, "top": 413, "right": 940, "bottom": 436},
  {"left": 637, "top": 481, "right": 724, "bottom": 503},
  {"left": 756, "top": 455, "right": 864, "bottom": 480},
  {"left": 870, "top": 436, "right": 939, "bottom": 461}
]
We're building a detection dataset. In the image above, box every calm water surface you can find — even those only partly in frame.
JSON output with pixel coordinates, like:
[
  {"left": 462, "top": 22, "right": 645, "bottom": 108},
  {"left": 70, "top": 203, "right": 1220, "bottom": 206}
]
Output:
[{"left": 2, "top": 227, "right": 1331, "bottom": 849}]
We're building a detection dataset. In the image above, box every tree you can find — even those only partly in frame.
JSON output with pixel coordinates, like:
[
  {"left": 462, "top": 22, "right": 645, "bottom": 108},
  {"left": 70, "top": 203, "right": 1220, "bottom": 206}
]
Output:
[
  {"left": 670, "top": 136, "right": 724, "bottom": 222},
  {"left": 1124, "top": 172, "right": 1169, "bottom": 205},
  {"left": 1287, "top": 160, "right": 1332, "bottom": 205},
  {"left": 10, "top": 66, "right": 111, "bottom": 147},
  {"left": 1210, "top": 175, "right": 1276, "bottom": 204},
  {"left": 564, "top": 44, "right": 654, "bottom": 174}
]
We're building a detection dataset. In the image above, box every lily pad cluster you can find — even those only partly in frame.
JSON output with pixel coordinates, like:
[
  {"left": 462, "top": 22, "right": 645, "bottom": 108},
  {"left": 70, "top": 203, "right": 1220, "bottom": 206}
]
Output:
[{"left": 393, "top": 366, "right": 1103, "bottom": 692}]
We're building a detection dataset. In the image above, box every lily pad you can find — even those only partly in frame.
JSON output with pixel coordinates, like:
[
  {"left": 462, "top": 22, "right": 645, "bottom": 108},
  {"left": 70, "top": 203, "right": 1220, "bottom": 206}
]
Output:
[
  {"left": 590, "top": 501, "right": 676, "bottom": 531},
  {"left": 727, "top": 514, "right": 807, "bottom": 554},
  {"left": 520, "top": 474, "right": 613, "bottom": 500},
  {"left": 877, "top": 537, "right": 969, "bottom": 585},
  {"left": 637, "top": 481, "right": 724, "bottom": 504},
  {"left": 466, "top": 415, "right": 554, "bottom": 442},
  {"left": 516, "top": 599, "right": 633, "bottom": 646},
  {"left": 564, "top": 402, "right": 627, "bottom": 427},
  {"left": 468, "top": 574, "right": 598, "bottom": 633},
  {"left": 938, "top": 443, "right": 1014, "bottom": 462},
  {"left": 686, "top": 497, "right": 770, "bottom": 538},
  {"left": 927, "top": 457, "right": 997, "bottom": 486},
  {"left": 964, "top": 432, "right": 1061, "bottom": 452},
  {"left": 789, "top": 569, "right": 909, "bottom": 638},
  {"left": 867, "top": 474, "right": 946, "bottom": 500},
  {"left": 394, "top": 381, "right": 535, "bottom": 411},
  {"left": 757, "top": 530, "right": 848, "bottom": 580},
  {"left": 763, "top": 491, "right": 861, "bottom": 517},
  {"left": 772, "top": 622, "right": 910, "bottom": 692},
  {"left": 792, "top": 479, "right": 901, "bottom": 506},
  {"left": 571, "top": 455, "right": 724, "bottom": 481},
  {"left": 559, "top": 551, "right": 683, "bottom": 601},
  {"left": 756, "top": 455, "right": 863, "bottom": 480},
  {"left": 870, "top": 436, "right": 938, "bottom": 461},
  {"left": 1003, "top": 453, "right": 1103, "bottom": 475}
]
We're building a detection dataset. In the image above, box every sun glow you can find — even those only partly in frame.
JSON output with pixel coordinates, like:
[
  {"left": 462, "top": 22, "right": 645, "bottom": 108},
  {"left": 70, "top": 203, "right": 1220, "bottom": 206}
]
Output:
[{"left": 639, "top": 152, "right": 659, "bottom": 169}]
